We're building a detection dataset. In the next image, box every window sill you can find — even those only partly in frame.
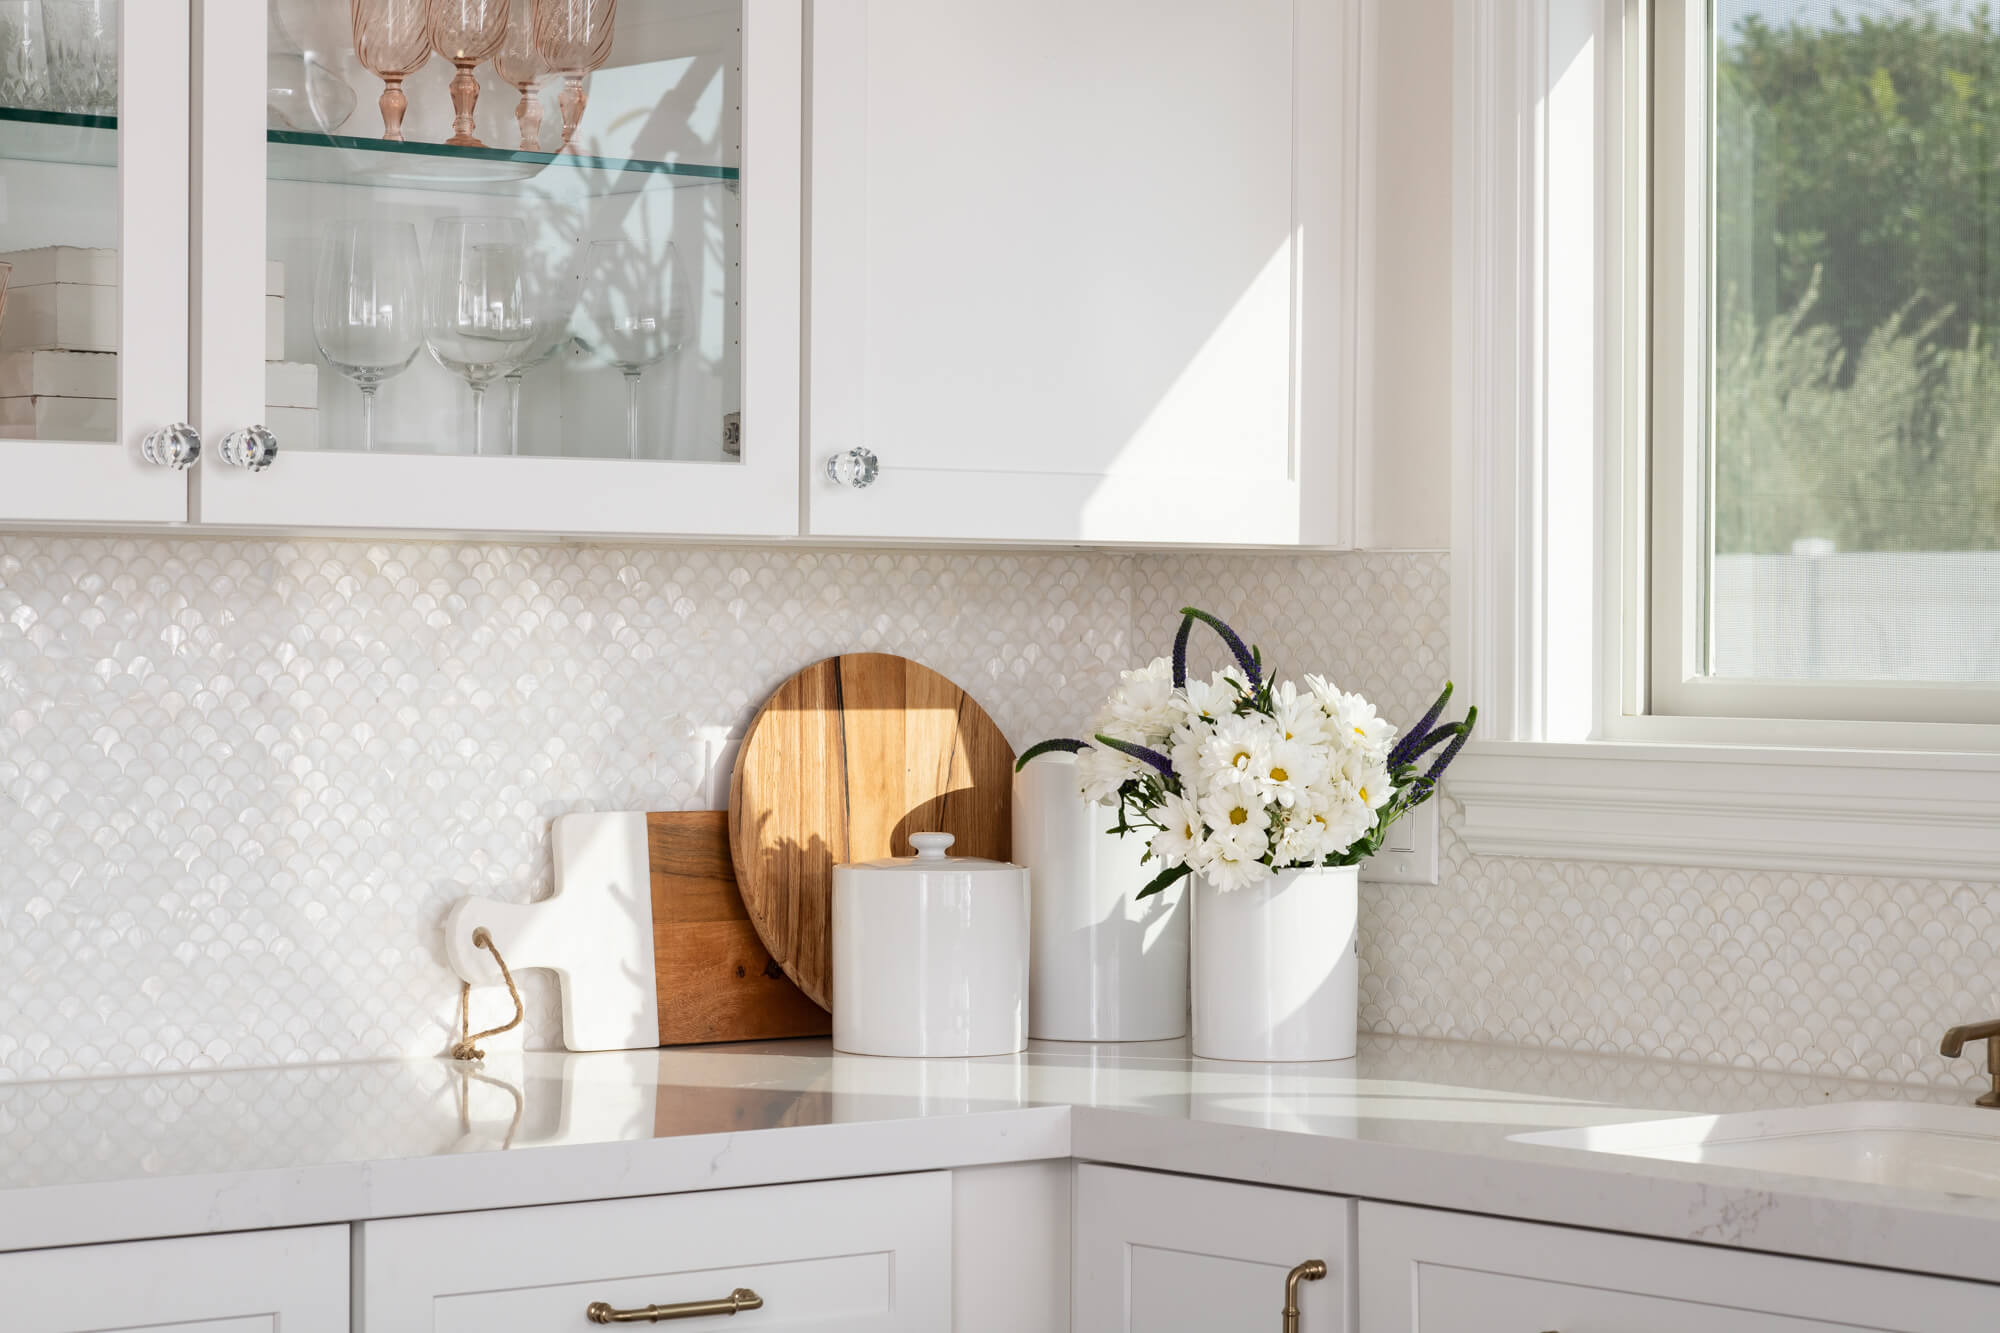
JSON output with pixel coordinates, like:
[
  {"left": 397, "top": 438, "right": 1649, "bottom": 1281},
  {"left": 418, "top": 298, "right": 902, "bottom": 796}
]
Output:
[{"left": 1449, "top": 740, "right": 2000, "bottom": 880}]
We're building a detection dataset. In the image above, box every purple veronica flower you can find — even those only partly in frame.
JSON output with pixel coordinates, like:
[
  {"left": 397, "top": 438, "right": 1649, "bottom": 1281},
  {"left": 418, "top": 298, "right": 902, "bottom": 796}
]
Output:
[
  {"left": 1390, "top": 681, "right": 1455, "bottom": 769},
  {"left": 1175, "top": 607, "right": 1263, "bottom": 690},
  {"left": 1422, "top": 706, "right": 1477, "bottom": 784},
  {"left": 1014, "top": 737, "right": 1092, "bottom": 773},
  {"left": 1093, "top": 733, "right": 1177, "bottom": 780}
]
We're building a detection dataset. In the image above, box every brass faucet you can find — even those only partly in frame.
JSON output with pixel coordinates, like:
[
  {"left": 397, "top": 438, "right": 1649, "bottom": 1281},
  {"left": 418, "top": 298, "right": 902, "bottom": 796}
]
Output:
[{"left": 1940, "top": 1021, "right": 2000, "bottom": 1107}]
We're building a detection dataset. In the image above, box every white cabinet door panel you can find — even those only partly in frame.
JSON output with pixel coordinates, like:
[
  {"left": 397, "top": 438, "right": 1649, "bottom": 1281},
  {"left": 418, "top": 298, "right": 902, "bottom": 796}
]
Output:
[
  {"left": 0, "top": 1225, "right": 347, "bottom": 1333},
  {"left": 189, "top": 0, "right": 802, "bottom": 539},
  {"left": 809, "top": 0, "right": 1364, "bottom": 546},
  {"left": 1073, "top": 1164, "right": 1354, "bottom": 1333},
  {"left": 1360, "top": 1202, "right": 2000, "bottom": 1333},
  {"left": 1, "top": 0, "right": 191, "bottom": 524},
  {"left": 357, "top": 1172, "right": 951, "bottom": 1331}
]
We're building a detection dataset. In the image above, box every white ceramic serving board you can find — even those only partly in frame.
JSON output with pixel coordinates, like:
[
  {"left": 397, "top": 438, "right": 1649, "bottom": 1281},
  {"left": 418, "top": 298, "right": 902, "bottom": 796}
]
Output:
[{"left": 445, "top": 811, "right": 660, "bottom": 1052}]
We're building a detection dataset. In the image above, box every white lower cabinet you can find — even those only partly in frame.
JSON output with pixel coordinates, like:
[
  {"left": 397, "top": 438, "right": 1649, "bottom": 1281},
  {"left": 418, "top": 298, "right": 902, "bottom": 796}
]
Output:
[
  {"left": 1072, "top": 1164, "right": 1355, "bottom": 1333},
  {"left": 0, "top": 1225, "right": 347, "bottom": 1333},
  {"left": 356, "top": 1171, "right": 952, "bottom": 1330},
  {"left": 1360, "top": 1201, "right": 2000, "bottom": 1332}
]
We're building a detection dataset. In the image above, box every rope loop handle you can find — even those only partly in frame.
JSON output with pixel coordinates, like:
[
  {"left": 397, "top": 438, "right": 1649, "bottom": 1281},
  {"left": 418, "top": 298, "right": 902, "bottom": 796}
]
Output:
[{"left": 452, "top": 927, "right": 524, "bottom": 1061}]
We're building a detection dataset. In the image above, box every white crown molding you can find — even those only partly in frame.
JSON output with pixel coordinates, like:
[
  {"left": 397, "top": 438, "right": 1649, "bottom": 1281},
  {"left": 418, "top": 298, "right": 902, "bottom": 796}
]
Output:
[{"left": 1451, "top": 741, "right": 2000, "bottom": 880}]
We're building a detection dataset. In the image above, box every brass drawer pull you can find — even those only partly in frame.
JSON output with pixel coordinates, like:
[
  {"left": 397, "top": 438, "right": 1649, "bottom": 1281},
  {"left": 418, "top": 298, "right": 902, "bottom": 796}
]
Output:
[
  {"left": 1281, "top": 1260, "right": 1327, "bottom": 1332},
  {"left": 586, "top": 1288, "right": 764, "bottom": 1323}
]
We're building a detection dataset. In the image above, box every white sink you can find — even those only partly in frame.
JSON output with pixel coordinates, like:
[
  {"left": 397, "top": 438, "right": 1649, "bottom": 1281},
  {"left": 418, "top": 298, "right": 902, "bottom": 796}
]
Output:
[{"left": 1513, "top": 1100, "right": 2000, "bottom": 1197}]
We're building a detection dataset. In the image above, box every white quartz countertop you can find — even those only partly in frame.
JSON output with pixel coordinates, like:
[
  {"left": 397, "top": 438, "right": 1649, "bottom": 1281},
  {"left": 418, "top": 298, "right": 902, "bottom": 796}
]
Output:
[{"left": 3, "top": 1034, "right": 1993, "bottom": 1280}]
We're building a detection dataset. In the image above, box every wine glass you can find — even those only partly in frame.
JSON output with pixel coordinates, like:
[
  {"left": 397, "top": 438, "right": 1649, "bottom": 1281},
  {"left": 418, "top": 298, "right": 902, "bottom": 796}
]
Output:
[
  {"left": 501, "top": 257, "right": 579, "bottom": 454},
  {"left": 582, "top": 239, "right": 687, "bottom": 459},
  {"left": 425, "top": 216, "right": 536, "bottom": 455},
  {"left": 313, "top": 220, "right": 424, "bottom": 453},
  {"left": 350, "top": 0, "right": 429, "bottom": 141},
  {"left": 429, "top": 0, "right": 508, "bottom": 148},
  {"left": 267, "top": 52, "right": 359, "bottom": 132},
  {"left": 41, "top": 0, "right": 114, "bottom": 116},
  {"left": 531, "top": 0, "right": 614, "bottom": 152},
  {"left": 492, "top": 0, "right": 545, "bottom": 150},
  {"left": 0, "top": 1, "right": 49, "bottom": 109}
]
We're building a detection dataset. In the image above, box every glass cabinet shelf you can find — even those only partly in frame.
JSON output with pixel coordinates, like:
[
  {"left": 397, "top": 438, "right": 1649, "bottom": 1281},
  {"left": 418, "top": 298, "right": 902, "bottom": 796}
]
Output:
[{"left": 0, "top": 105, "right": 737, "bottom": 197}]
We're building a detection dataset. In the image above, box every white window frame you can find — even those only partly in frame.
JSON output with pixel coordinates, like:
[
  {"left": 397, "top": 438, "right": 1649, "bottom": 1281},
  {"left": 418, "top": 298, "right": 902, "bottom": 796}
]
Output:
[
  {"left": 1448, "top": 0, "right": 2000, "bottom": 878},
  {"left": 1648, "top": 0, "right": 2000, "bottom": 727}
]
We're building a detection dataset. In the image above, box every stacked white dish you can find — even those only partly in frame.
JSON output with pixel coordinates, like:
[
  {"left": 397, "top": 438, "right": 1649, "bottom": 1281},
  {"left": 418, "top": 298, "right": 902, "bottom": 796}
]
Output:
[{"left": 0, "top": 247, "right": 306, "bottom": 443}]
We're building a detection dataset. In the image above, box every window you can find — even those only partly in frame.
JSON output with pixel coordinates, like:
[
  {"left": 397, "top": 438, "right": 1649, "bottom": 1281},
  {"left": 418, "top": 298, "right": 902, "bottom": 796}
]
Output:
[
  {"left": 1447, "top": 0, "right": 2000, "bottom": 876},
  {"left": 1651, "top": 0, "right": 2000, "bottom": 723}
]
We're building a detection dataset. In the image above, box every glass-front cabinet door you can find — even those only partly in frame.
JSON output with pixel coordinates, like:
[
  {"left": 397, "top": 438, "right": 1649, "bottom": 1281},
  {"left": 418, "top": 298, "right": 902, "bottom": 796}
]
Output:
[
  {"left": 0, "top": 0, "right": 191, "bottom": 523},
  {"left": 192, "top": 0, "right": 799, "bottom": 536}
]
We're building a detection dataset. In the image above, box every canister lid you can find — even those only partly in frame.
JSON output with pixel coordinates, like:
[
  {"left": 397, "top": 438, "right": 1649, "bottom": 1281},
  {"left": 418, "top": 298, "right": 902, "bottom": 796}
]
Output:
[{"left": 842, "top": 831, "right": 1020, "bottom": 873}]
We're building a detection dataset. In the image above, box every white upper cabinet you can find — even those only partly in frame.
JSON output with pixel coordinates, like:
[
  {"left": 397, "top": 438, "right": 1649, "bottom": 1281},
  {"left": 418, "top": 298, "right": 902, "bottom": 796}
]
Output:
[
  {"left": 806, "top": 0, "right": 1367, "bottom": 546},
  {"left": 186, "top": 0, "right": 802, "bottom": 537},
  {"left": 2, "top": 0, "right": 1373, "bottom": 544},
  {"left": 0, "top": 0, "right": 193, "bottom": 524}
]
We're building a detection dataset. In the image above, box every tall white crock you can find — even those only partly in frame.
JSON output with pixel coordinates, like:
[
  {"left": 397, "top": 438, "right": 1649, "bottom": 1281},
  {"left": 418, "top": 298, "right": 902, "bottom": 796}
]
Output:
[
  {"left": 1191, "top": 865, "right": 1358, "bottom": 1062},
  {"left": 1013, "top": 752, "right": 1189, "bottom": 1041}
]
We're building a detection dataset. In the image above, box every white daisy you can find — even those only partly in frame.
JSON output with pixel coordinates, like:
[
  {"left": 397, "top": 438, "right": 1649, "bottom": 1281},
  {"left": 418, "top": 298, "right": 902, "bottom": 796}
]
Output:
[
  {"left": 1202, "top": 841, "right": 1273, "bottom": 892},
  {"left": 1353, "top": 763, "right": 1396, "bottom": 811},
  {"left": 1253, "top": 736, "right": 1328, "bottom": 808},
  {"left": 1076, "top": 743, "right": 1142, "bottom": 804},
  {"left": 1329, "top": 690, "right": 1397, "bottom": 758},
  {"left": 1176, "top": 669, "right": 1245, "bottom": 727},
  {"left": 1148, "top": 791, "right": 1204, "bottom": 870},
  {"left": 1197, "top": 714, "right": 1277, "bottom": 792},
  {"left": 1270, "top": 680, "right": 1330, "bottom": 746},
  {"left": 1100, "top": 656, "right": 1178, "bottom": 742},
  {"left": 1198, "top": 786, "right": 1271, "bottom": 857}
]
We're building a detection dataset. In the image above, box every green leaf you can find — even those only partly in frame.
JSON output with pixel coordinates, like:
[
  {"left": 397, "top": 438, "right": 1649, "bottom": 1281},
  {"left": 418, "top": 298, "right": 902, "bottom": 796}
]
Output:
[{"left": 1135, "top": 862, "right": 1194, "bottom": 900}]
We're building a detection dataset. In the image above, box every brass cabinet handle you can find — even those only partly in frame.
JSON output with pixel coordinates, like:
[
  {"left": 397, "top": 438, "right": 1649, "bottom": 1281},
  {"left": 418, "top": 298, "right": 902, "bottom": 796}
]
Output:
[
  {"left": 1281, "top": 1259, "right": 1327, "bottom": 1333},
  {"left": 586, "top": 1288, "right": 764, "bottom": 1323}
]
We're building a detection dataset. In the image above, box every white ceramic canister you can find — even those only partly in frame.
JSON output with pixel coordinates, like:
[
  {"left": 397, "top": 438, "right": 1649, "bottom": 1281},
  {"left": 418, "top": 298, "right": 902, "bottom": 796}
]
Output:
[
  {"left": 1191, "top": 864, "right": 1359, "bottom": 1062},
  {"left": 1013, "top": 751, "right": 1189, "bottom": 1040},
  {"left": 832, "top": 832, "right": 1030, "bottom": 1057}
]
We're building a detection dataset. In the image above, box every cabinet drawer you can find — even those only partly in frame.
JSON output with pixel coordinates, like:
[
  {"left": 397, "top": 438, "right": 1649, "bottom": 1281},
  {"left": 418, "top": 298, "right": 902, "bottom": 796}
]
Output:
[
  {"left": 1360, "top": 1202, "right": 1997, "bottom": 1333},
  {"left": 0, "top": 1225, "right": 347, "bottom": 1333},
  {"left": 1074, "top": 1164, "right": 1354, "bottom": 1333},
  {"left": 357, "top": 1172, "right": 951, "bottom": 1331}
]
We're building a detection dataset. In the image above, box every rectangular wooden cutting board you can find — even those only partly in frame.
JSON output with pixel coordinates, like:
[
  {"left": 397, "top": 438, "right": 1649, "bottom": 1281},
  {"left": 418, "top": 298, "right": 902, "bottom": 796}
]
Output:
[
  {"left": 645, "top": 811, "right": 831, "bottom": 1045},
  {"left": 445, "top": 810, "right": 829, "bottom": 1051}
]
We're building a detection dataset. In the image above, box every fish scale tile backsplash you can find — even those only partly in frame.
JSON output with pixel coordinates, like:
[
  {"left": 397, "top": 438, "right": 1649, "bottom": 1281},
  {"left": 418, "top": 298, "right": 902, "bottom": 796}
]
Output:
[
  {"left": 0, "top": 537, "right": 1135, "bottom": 1082},
  {"left": 3, "top": 536, "right": 1997, "bottom": 1091}
]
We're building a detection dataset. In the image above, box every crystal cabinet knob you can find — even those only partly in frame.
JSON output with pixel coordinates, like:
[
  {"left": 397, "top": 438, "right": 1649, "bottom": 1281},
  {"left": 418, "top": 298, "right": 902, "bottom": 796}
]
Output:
[
  {"left": 140, "top": 423, "right": 201, "bottom": 470},
  {"left": 218, "top": 425, "right": 278, "bottom": 472},
  {"left": 825, "top": 447, "right": 879, "bottom": 489}
]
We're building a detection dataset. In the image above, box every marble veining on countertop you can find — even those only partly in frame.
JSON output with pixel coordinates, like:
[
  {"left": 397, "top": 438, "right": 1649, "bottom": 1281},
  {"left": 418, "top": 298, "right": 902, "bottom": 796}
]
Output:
[{"left": 2, "top": 1034, "right": 1995, "bottom": 1283}]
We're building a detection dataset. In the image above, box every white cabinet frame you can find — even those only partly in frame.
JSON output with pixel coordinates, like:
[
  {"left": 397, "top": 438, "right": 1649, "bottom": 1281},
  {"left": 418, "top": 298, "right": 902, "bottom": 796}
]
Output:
[
  {"left": 0, "top": 0, "right": 190, "bottom": 525},
  {"left": 188, "top": 0, "right": 803, "bottom": 538}
]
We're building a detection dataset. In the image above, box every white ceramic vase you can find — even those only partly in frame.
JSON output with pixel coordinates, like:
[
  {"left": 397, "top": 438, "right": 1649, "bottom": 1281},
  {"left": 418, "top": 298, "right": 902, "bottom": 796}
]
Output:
[
  {"left": 1013, "top": 752, "right": 1189, "bottom": 1041},
  {"left": 1191, "top": 864, "right": 1358, "bottom": 1062}
]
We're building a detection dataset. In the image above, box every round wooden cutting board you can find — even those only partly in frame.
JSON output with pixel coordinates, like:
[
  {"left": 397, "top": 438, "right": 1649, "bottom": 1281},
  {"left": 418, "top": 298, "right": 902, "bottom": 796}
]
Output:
[{"left": 728, "top": 653, "right": 1016, "bottom": 1012}]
